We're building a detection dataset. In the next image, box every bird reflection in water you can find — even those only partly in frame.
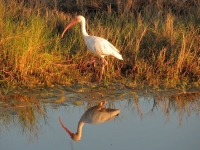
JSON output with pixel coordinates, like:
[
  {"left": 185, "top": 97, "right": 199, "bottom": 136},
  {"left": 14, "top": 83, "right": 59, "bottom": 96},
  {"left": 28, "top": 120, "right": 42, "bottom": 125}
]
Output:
[{"left": 59, "top": 101, "right": 120, "bottom": 141}]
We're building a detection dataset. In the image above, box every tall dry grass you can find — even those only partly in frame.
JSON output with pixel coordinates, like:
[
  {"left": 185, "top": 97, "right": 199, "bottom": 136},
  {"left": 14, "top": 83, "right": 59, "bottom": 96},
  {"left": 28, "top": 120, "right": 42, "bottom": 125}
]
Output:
[
  {"left": 0, "top": 0, "right": 199, "bottom": 88},
  {"left": 0, "top": 92, "right": 45, "bottom": 140}
]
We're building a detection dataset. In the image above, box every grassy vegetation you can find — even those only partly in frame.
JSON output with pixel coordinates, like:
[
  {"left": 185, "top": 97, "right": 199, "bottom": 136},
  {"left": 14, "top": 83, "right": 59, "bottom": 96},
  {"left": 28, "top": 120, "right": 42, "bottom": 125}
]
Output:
[
  {"left": 0, "top": 93, "right": 45, "bottom": 140},
  {"left": 126, "top": 90, "right": 200, "bottom": 126},
  {"left": 0, "top": 0, "right": 200, "bottom": 88}
]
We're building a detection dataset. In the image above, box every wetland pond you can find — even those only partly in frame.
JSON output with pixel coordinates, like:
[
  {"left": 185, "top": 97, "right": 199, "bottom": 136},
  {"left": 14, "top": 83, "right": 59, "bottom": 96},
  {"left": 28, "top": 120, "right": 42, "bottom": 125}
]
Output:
[{"left": 0, "top": 84, "right": 200, "bottom": 150}]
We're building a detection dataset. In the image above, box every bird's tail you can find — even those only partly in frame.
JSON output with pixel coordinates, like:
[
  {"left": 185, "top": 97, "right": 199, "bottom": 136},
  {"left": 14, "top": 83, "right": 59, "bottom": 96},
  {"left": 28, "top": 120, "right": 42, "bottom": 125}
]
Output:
[{"left": 112, "top": 51, "right": 123, "bottom": 60}]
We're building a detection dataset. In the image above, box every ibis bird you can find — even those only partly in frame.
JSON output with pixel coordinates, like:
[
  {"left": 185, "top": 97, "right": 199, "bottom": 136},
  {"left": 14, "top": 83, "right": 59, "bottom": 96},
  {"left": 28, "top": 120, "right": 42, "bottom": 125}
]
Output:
[
  {"left": 61, "top": 15, "right": 123, "bottom": 82},
  {"left": 59, "top": 101, "right": 120, "bottom": 141}
]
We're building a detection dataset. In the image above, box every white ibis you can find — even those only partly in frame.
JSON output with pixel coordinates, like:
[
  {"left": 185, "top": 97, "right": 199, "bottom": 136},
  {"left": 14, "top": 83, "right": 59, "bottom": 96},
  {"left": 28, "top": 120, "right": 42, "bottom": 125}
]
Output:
[
  {"left": 61, "top": 15, "right": 123, "bottom": 82},
  {"left": 59, "top": 101, "right": 120, "bottom": 141}
]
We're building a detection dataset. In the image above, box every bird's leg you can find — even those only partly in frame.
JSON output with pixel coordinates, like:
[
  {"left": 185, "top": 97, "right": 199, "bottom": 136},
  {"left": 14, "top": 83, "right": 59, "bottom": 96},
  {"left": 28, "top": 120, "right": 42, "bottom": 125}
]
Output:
[
  {"left": 85, "top": 59, "right": 102, "bottom": 68},
  {"left": 101, "top": 101, "right": 106, "bottom": 107},
  {"left": 99, "top": 64, "right": 104, "bottom": 82},
  {"left": 99, "top": 101, "right": 106, "bottom": 109},
  {"left": 99, "top": 58, "right": 107, "bottom": 82}
]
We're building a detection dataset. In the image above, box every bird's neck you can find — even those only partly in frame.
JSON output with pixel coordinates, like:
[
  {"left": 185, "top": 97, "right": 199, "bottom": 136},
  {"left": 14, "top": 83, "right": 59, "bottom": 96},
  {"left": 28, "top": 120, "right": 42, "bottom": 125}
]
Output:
[
  {"left": 74, "top": 121, "right": 84, "bottom": 140},
  {"left": 80, "top": 19, "right": 88, "bottom": 37}
]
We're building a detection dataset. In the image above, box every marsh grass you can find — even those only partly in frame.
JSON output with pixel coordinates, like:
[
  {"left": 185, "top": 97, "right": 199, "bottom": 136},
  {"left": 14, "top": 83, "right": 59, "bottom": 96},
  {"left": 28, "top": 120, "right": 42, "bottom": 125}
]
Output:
[
  {"left": 151, "top": 91, "right": 200, "bottom": 126},
  {"left": 0, "top": 0, "right": 200, "bottom": 88},
  {"left": 0, "top": 93, "right": 45, "bottom": 140},
  {"left": 133, "top": 91, "right": 200, "bottom": 126}
]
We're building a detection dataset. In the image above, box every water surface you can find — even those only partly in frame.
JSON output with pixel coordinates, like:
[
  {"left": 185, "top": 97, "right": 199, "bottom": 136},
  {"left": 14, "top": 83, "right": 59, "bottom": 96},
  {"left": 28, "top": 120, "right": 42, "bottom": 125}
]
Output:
[{"left": 0, "top": 84, "right": 200, "bottom": 150}]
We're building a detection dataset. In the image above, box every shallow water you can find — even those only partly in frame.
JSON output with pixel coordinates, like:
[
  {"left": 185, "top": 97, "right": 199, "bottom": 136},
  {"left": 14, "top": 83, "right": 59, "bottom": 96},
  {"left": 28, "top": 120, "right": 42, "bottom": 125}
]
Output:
[{"left": 0, "top": 84, "right": 200, "bottom": 150}]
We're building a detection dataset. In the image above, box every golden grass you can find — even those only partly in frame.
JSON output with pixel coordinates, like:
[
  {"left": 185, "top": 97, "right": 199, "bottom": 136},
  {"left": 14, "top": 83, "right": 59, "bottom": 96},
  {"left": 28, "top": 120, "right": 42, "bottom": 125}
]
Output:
[
  {"left": 0, "top": 92, "right": 45, "bottom": 140},
  {"left": 0, "top": 0, "right": 200, "bottom": 89}
]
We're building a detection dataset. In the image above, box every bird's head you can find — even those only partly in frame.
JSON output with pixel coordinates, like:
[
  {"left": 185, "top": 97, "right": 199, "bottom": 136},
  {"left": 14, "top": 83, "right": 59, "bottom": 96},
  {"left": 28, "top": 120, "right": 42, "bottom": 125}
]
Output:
[
  {"left": 64, "top": 130, "right": 81, "bottom": 141},
  {"left": 61, "top": 15, "right": 85, "bottom": 38},
  {"left": 70, "top": 133, "right": 82, "bottom": 141},
  {"left": 75, "top": 15, "right": 85, "bottom": 23},
  {"left": 58, "top": 116, "right": 82, "bottom": 141}
]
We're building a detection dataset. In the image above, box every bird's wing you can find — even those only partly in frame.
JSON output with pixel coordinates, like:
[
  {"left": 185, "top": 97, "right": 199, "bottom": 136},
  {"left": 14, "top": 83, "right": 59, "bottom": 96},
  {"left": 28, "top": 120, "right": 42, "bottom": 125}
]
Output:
[
  {"left": 84, "top": 36, "right": 120, "bottom": 57},
  {"left": 91, "top": 108, "right": 120, "bottom": 124}
]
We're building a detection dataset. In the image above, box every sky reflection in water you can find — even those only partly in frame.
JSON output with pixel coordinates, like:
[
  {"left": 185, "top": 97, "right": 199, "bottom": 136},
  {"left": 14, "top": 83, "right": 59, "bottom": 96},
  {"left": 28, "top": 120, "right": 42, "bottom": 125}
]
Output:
[{"left": 0, "top": 85, "right": 200, "bottom": 150}]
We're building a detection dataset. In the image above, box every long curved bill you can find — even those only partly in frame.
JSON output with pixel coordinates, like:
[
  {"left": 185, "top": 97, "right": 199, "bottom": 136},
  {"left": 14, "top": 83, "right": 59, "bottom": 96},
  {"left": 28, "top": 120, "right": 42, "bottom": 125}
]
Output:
[
  {"left": 58, "top": 116, "right": 74, "bottom": 138},
  {"left": 61, "top": 18, "right": 78, "bottom": 38}
]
